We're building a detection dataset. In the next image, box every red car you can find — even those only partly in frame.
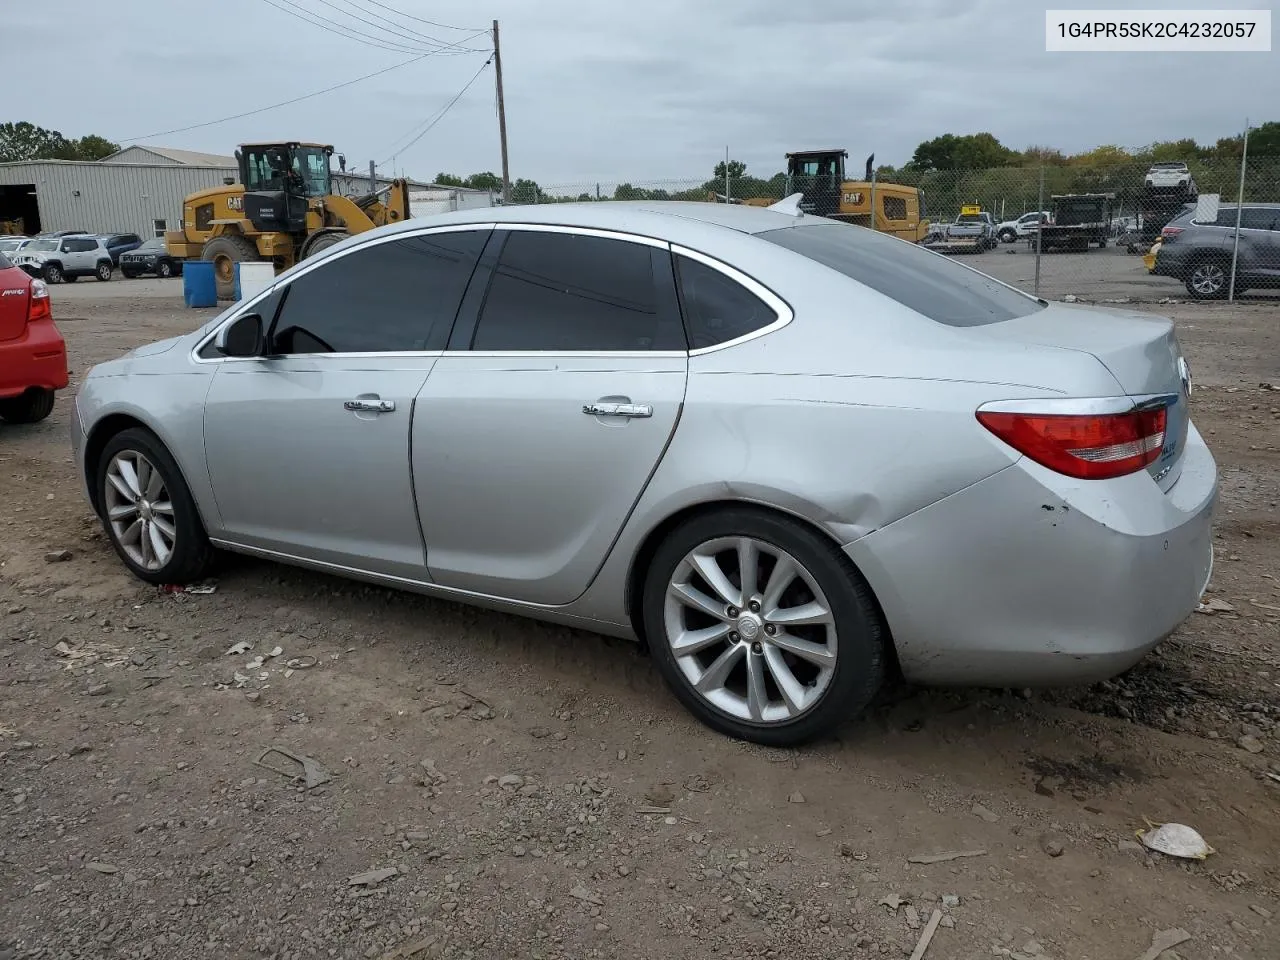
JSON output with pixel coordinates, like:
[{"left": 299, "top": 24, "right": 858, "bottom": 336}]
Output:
[{"left": 0, "top": 251, "right": 68, "bottom": 423}]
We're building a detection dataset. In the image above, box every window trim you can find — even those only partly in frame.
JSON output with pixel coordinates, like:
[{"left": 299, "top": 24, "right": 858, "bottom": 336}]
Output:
[
  {"left": 671, "top": 244, "right": 793, "bottom": 357},
  {"left": 189, "top": 222, "right": 496, "bottom": 364}
]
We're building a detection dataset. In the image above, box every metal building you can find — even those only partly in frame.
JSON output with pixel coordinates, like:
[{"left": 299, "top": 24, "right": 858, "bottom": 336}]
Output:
[
  {"left": 0, "top": 159, "right": 237, "bottom": 239},
  {"left": 0, "top": 150, "right": 494, "bottom": 238}
]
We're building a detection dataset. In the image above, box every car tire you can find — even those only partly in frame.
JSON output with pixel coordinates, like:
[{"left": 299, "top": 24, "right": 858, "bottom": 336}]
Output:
[
  {"left": 42, "top": 263, "right": 63, "bottom": 283},
  {"left": 95, "top": 428, "right": 216, "bottom": 585},
  {"left": 0, "top": 388, "right": 56, "bottom": 424},
  {"left": 1185, "top": 258, "right": 1231, "bottom": 299},
  {"left": 998, "top": 230, "right": 1016, "bottom": 244},
  {"left": 157, "top": 260, "right": 174, "bottom": 278},
  {"left": 96, "top": 261, "right": 112, "bottom": 281},
  {"left": 641, "top": 507, "right": 886, "bottom": 746}
]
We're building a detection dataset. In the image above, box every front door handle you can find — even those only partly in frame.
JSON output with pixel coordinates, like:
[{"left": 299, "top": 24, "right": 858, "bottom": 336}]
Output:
[
  {"left": 583, "top": 401, "right": 653, "bottom": 419},
  {"left": 344, "top": 397, "right": 396, "bottom": 413}
]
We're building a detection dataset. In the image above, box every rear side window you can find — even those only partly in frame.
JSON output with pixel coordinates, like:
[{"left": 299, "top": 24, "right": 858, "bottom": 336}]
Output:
[
  {"left": 1240, "top": 209, "right": 1278, "bottom": 231},
  {"left": 757, "top": 222, "right": 1044, "bottom": 327},
  {"left": 268, "top": 229, "right": 488, "bottom": 354},
  {"left": 471, "top": 230, "right": 683, "bottom": 351},
  {"left": 675, "top": 255, "right": 777, "bottom": 349}
]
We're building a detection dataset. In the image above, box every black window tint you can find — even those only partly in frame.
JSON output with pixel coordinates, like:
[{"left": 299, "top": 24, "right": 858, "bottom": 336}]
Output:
[
  {"left": 65, "top": 238, "right": 94, "bottom": 252},
  {"left": 0, "top": 252, "right": 11, "bottom": 270},
  {"left": 882, "top": 195, "right": 907, "bottom": 220},
  {"left": 1212, "top": 207, "right": 1241, "bottom": 227},
  {"left": 1240, "top": 209, "right": 1277, "bottom": 231},
  {"left": 472, "top": 231, "right": 678, "bottom": 351},
  {"left": 268, "top": 230, "right": 487, "bottom": 354},
  {"left": 676, "top": 255, "right": 777, "bottom": 349},
  {"left": 758, "top": 222, "right": 1044, "bottom": 327}
]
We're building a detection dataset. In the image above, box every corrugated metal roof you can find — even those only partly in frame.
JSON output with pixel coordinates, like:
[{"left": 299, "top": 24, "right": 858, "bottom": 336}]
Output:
[{"left": 102, "top": 145, "right": 237, "bottom": 167}]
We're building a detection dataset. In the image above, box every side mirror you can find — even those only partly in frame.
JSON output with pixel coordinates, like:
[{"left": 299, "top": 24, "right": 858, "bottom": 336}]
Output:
[{"left": 216, "top": 313, "right": 264, "bottom": 358}]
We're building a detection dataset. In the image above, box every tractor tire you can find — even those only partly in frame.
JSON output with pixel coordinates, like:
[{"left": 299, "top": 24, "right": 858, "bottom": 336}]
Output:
[
  {"left": 301, "top": 230, "right": 350, "bottom": 261},
  {"left": 201, "top": 234, "right": 260, "bottom": 301}
]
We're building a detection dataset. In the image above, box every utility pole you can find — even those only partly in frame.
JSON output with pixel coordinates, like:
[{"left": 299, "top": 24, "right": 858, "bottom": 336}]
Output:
[
  {"left": 492, "top": 19, "right": 511, "bottom": 204},
  {"left": 368, "top": 160, "right": 376, "bottom": 197},
  {"left": 1228, "top": 118, "right": 1250, "bottom": 302}
]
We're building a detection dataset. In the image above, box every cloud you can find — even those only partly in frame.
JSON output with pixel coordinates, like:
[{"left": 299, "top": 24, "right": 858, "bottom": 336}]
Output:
[{"left": 10, "top": 0, "right": 1277, "bottom": 185}]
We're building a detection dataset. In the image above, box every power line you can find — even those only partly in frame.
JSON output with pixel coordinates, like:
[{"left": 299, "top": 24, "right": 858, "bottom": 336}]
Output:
[
  {"left": 324, "top": 0, "right": 465, "bottom": 48},
  {"left": 312, "top": 0, "right": 468, "bottom": 50},
  {"left": 378, "top": 57, "right": 492, "bottom": 166},
  {"left": 352, "top": 0, "right": 484, "bottom": 33},
  {"left": 262, "top": 0, "right": 484, "bottom": 55},
  {"left": 120, "top": 53, "right": 435, "bottom": 142}
]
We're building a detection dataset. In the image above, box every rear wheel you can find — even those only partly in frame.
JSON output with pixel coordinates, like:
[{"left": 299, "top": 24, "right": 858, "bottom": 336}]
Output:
[
  {"left": 0, "top": 388, "right": 55, "bottom": 424},
  {"left": 201, "top": 234, "right": 260, "bottom": 301},
  {"left": 95, "top": 261, "right": 112, "bottom": 281},
  {"left": 157, "top": 260, "right": 174, "bottom": 278},
  {"left": 1186, "top": 258, "right": 1230, "bottom": 299},
  {"left": 642, "top": 507, "right": 885, "bottom": 746},
  {"left": 96, "top": 428, "right": 215, "bottom": 584}
]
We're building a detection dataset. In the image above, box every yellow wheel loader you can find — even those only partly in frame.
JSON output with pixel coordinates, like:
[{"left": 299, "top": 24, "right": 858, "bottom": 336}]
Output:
[
  {"left": 737, "top": 149, "right": 929, "bottom": 243},
  {"left": 165, "top": 141, "right": 411, "bottom": 299}
]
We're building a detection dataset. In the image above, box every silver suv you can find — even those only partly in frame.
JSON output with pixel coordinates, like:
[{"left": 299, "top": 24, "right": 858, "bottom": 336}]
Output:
[
  {"left": 1150, "top": 203, "right": 1280, "bottom": 298},
  {"left": 11, "top": 235, "right": 114, "bottom": 284}
]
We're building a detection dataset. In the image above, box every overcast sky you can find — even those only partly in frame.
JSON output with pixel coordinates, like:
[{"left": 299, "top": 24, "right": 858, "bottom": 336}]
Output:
[{"left": 11, "top": 0, "right": 1277, "bottom": 188}]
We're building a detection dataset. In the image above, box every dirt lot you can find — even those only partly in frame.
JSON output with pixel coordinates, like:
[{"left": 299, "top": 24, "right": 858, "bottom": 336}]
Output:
[{"left": 1, "top": 284, "right": 1278, "bottom": 960}]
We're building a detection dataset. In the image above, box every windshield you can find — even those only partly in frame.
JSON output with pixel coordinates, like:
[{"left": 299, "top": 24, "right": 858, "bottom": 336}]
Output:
[
  {"left": 138, "top": 238, "right": 166, "bottom": 252},
  {"left": 0, "top": 239, "right": 22, "bottom": 252},
  {"left": 757, "top": 222, "right": 1044, "bottom": 327},
  {"left": 28, "top": 239, "right": 57, "bottom": 251},
  {"left": 242, "top": 145, "right": 331, "bottom": 196}
]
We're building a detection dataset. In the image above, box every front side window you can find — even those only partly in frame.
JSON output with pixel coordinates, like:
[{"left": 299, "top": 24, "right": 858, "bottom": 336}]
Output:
[
  {"left": 676, "top": 255, "right": 778, "bottom": 350},
  {"left": 470, "top": 230, "right": 683, "bottom": 351},
  {"left": 267, "top": 229, "right": 488, "bottom": 355},
  {"left": 290, "top": 147, "right": 331, "bottom": 197},
  {"left": 758, "top": 222, "right": 1044, "bottom": 327}
]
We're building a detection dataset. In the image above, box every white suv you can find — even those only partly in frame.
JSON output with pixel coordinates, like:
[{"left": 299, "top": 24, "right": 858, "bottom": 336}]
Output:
[
  {"left": 10, "top": 235, "right": 114, "bottom": 283},
  {"left": 1145, "top": 162, "right": 1195, "bottom": 192}
]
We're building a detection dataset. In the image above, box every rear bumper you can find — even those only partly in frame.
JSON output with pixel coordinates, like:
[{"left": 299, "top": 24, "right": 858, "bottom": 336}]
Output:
[
  {"left": 0, "top": 319, "right": 69, "bottom": 398},
  {"left": 846, "top": 421, "right": 1217, "bottom": 687}
]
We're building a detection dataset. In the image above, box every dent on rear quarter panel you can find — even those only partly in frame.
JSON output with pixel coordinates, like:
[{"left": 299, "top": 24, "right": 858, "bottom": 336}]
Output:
[{"left": 80, "top": 368, "right": 222, "bottom": 532}]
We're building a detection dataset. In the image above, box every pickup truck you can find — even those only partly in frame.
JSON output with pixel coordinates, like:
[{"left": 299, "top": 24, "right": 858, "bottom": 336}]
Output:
[
  {"left": 1037, "top": 194, "right": 1115, "bottom": 252},
  {"left": 924, "top": 211, "right": 997, "bottom": 252},
  {"left": 996, "top": 211, "right": 1049, "bottom": 244}
]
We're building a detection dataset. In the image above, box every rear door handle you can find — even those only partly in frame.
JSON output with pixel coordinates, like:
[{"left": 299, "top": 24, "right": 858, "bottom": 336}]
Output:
[
  {"left": 583, "top": 401, "right": 653, "bottom": 419},
  {"left": 345, "top": 397, "right": 396, "bottom": 413}
]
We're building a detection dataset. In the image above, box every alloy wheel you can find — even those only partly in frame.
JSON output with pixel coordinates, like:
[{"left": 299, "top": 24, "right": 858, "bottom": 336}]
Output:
[
  {"left": 1190, "top": 262, "right": 1226, "bottom": 296},
  {"left": 663, "top": 536, "right": 838, "bottom": 724},
  {"left": 103, "top": 450, "right": 177, "bottom": 571}
]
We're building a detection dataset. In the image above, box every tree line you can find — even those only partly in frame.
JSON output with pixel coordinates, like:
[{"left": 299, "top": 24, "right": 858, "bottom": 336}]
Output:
[{"left": 0, "top": 122, "right": 121, "bottom": 163}]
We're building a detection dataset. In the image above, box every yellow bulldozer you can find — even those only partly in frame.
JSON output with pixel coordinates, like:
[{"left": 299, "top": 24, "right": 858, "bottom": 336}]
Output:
[
  {"left": 738, "top": 149, "right": 929, "bottom": 242},
  {"left": 165, "top": 141, "right": 411, "bottom": 299}
]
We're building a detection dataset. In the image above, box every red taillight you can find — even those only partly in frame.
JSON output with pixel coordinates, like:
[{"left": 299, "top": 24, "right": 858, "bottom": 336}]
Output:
[
  {"left": 1160, "top": 225, "right": 1184, "bottom": 240},
  {"left": 28, "top": 278, "right": 51, "bottom": 322},
  {"left": 977, "top": 407, "right": 1168, "bottom": 480}
]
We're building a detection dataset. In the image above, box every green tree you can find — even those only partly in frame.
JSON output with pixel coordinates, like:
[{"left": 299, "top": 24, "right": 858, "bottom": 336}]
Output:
[
  {"left": 713, "top": 159, "right": 747, "bottom": 181},
  {"left": 71, "top": 134, "right": 120, "bottom": 161},
  {"left": 464, "top": 171, "right": 502, "bottom": 191},
  {"left": 434, "top": 172, "right": 466, "bottom": 187},
  {"left": 908, "top": 133, "right": 1017, "bottom": 171},
  {"left": 0, "top": 121, "right": 70, "bottom": 162},
  {"left": 510, "top": 178, "right": 541, "bottom": 203}
]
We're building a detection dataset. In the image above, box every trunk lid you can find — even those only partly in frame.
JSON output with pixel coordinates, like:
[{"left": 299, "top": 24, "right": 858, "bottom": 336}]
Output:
[
  {"left": 977, "top": 302, "right": 1191, "bottom": 490},
  {"left": 0, "top": 261, "right": 31, "bottom": 342}
]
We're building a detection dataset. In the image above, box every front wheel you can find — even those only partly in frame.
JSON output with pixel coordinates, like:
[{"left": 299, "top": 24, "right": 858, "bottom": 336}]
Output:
[
  {"left": 42, "top": 263, "right": 63, "bottom": 283},
  {"left": 157, "top": 260, "right": 174, "bottom": 278},
  {"left": 96, "top": 428, "right": 216, "bottom": 584},
  {"left": 642, "top": 508, "right": 886, "bottom": 746},
  {"left": 998, "top": 230, "right": 1016, "bottom": 244}
]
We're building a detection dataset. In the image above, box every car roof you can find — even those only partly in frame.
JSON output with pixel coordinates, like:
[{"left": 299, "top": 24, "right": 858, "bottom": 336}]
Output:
[{"left": 393, "top": 200, "right": 810, "bottom": 246}]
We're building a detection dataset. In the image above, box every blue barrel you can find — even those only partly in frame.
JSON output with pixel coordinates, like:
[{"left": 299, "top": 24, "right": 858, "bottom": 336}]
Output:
[{"left": 183, "top": 260, "right": 217, "bottom": 308}]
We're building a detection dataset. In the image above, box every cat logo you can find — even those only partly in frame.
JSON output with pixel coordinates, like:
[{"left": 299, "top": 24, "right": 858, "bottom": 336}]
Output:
[
  {"left": 227, "top": 196, "right": 243, "bottom": 211},
  {"left": 843, "top": 192, "right": 863, "bottom": 204}
]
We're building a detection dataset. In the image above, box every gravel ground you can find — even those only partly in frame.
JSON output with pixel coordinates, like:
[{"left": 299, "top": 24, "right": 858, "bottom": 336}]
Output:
[{"left": 0, "top": 284, "right": 1278, "bottom": 960}]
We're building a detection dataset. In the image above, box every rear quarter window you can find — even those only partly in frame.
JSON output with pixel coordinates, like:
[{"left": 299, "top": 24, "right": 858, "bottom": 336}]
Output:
[{"left": 757, "top": 222, "right": 1043, "bottom": 327}]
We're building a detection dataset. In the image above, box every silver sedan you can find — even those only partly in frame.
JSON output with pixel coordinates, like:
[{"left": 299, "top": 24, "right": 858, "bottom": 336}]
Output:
[{"left": 71, "top": 200, "right": 1216, "bottom": 745}]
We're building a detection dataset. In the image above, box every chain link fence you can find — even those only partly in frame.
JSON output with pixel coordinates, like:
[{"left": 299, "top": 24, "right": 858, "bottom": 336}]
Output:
[{"left": 506, "top": 155, "right": 1280, "bottom": 304}]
